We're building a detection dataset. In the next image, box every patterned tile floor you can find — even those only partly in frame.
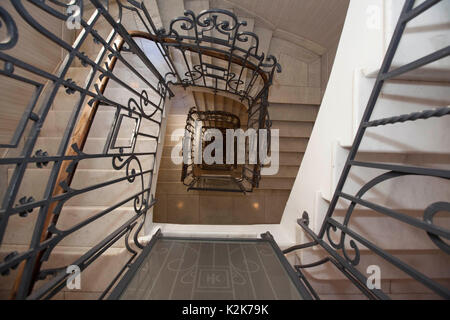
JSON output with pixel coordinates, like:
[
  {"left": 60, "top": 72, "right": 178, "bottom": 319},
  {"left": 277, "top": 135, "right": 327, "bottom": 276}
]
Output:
[{"left": 119, "top": 238, "right": 306, "bottom": 300}]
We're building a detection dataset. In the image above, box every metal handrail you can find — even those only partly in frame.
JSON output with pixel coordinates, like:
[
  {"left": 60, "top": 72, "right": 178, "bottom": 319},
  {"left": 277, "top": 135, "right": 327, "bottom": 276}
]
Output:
[
  {"left": 286, "top": 0, "right": 450, "bottom": 300},
  {"left": 0, "top": 0, "right": 169, "bottom": 299},
  {"left": 181, "top": 106, "right": 244, "bottom": 192}
]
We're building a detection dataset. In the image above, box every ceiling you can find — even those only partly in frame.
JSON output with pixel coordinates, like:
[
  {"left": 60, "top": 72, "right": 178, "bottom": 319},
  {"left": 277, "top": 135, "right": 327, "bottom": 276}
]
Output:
[{"left": 222, "top": 0, "right": 350, "bottom": 50}]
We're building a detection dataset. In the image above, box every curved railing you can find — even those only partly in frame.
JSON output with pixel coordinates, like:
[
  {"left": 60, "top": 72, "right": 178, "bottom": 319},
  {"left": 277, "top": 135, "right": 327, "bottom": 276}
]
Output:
[
  {"left": 110, "top": 9, "right": 281, "bottom": 192},
  {"left": 156, "top": 9, "right": 280, "bottom": 192},
  {"left": 181, "top": 107, "right": 244, "bottom": 192},
  {"left": 181, "top": 99, "right": 272, "bottom": 193},
  {"left": 0, "top": 0, "right": 172, "bottom": 299},
  {"left": 153, "top": 9, "right": 281, "bottom": 107}
]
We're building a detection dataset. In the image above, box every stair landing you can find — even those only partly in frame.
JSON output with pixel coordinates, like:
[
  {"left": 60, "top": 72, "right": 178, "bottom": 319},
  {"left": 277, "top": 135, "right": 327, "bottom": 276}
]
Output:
[
  {"left": 153, "top": 87, "right": 298, "bottom": 225},
  {"left": 111, "top": 233, "right": 310, "bottom": 300}
]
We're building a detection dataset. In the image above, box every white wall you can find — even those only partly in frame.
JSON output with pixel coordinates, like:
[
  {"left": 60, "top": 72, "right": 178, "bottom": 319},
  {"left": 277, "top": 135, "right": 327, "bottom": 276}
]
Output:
[{"left": 280, "top": 0, "right": 387, "bottom": 238}]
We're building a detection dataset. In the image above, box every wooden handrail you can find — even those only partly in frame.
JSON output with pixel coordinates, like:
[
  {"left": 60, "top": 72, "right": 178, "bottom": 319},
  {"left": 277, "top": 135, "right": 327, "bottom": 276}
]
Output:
[
  {"left": 130, "top": 31, "right": 269, "bottom": 84},
  {"left": 10, "top": 32, "right": 130, "bottom": 299}
]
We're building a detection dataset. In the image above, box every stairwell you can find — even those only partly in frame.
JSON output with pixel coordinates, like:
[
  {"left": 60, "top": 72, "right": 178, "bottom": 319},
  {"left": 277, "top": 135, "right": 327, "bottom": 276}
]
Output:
[
  {"left": 1, "top": 0, "right": 447, "bottom": 301},
  {"left": 151, "top": 0, "right": 323, "bottom": 225}
]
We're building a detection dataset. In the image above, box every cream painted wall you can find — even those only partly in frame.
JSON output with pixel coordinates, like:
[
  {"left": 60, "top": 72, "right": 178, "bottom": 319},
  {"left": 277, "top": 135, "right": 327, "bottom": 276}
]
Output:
[
  {"left": 222, "top": 0, "right": 349, "bottom": 50},
  {"left": 280, "top": 0, "right": 386, "bottom": 239}
]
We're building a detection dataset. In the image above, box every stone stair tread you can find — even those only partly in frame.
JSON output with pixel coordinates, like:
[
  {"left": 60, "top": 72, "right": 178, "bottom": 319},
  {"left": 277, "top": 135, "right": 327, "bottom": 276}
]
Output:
[
  {"left": 353, "top": 69, "right": 450, "bottom": 154},
  {"left": 271, "top": 120, "right": 314, "bottom": 138},
  {"left": 298, "top": 248, "right": 449, "bottom": 281},
  {"left": 363, "top": 66, "right": 450, "bottom": 82},
  {"left": 279, "top": 137, "right": 309, "bottom": 153},
  {"left": 259, "top": 177, "right": 295, "bottom": 190},
  {"left": 269, "top": 85, "right": 322, "bottom": 105},
  {"left": 269, "top": 104, "right": 319, "bottom": 122},
  {"left": 269, "top": 166, "right": 299, "bottom": 178}
]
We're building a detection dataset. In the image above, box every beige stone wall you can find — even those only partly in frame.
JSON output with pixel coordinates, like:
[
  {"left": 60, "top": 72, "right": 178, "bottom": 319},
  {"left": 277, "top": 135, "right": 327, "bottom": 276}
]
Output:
[
  {"left": 0, "top": 1, "right": 76, "bottom": 203},
  {"left": 268, "top": 37, "right": 323, "bottom": 105},
  {"left": 0, "top": 2, "right": 76, "bottom": 299}
]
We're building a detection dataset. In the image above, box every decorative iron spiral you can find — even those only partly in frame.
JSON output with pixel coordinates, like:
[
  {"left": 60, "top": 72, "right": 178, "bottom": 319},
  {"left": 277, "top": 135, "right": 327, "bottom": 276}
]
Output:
[{"left": 112, "top": 153, "right": 147, "bottom": 214}]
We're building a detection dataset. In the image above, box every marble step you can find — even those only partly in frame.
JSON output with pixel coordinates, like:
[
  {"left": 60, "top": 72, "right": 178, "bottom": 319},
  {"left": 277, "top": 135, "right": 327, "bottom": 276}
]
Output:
[
  {"left": 204, "top": 92, "right": 215, "bottom": 112},
  {"left": 158, "top": 156, "right": 182, "bottom": 170},
  {"left": 350, "top": 69, "right": 450, "bottom": 154},
  {"left": 296, "top": 246, "right": 450, "bottom": 282},
  {"left": 39, "top": 109, "right": 161, "bottom": 139},
  {"left": 269, "top": 103, "right": 319, "bottom": 122},
  {"left": 214, "top": 94, "right": 226, "bottom": 113},
  {"left": 154, "top": 189, "right": 288, "bottom": 225},
  {"left": 0, "top": 244, "right": 132, "bottom": 294},
  {"left": 325, "top": 142, "right": 450, "bottom": 211},
  {"left": 158, "top": 169, "right": 182, "bottom": 182},
  {"left": 32, "top": 137, "right": 157, "bottom": 163},
  {"left": 259, "top": 177, "right": 295, "bottom": 190},
  {"left": 271, "top": 120, "right": 314, "bottom": 138},
  {"left": 279, "top": 137, "right": 309, "bottom": 153},
  {"left": 8, "top": 168, "right": 154, "bottom": 207},
  {"left": 1, "top": 206, "right": 136, "bottom": 249},
  {"left": 296, "top": 275, "right": 449, "bottom": 300},
  {"left": 278, "top": 152, "right": 304, "bottom": 166},
  {"left": 269, "top": 166, "right": 299, "bottom": 178},
  {"left": 269, "top": 86, "right": 322, "bottom": 105},
  {"left": 193, "top": 91, "right": 206, "bottom": 112},
  {"left": 381, "top": 0, "right": 450, "bottom": 82}
]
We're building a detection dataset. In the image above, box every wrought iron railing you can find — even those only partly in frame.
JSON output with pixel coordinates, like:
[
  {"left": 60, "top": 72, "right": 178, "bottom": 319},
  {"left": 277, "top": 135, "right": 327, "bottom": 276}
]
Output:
[
  {"left": 0, "top": 0, "right": 175, "bottom": 300},
  {"left": 181, "top": 106, "right": 244, "bottom": 192},
  {"left": 157, "top": 9, "right": 280, "bottom": 193},
  {"left": 284, "top": 0, "right": 450, "bottom": 300},
  {"left": 181, "top": 92, "right": 272, "bottom": 193}
]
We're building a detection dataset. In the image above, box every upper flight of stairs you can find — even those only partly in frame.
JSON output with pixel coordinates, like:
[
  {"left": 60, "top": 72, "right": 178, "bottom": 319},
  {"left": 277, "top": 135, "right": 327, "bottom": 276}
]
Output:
[{"left": 6, "top": 0, "right": 446, "bottom": 301}]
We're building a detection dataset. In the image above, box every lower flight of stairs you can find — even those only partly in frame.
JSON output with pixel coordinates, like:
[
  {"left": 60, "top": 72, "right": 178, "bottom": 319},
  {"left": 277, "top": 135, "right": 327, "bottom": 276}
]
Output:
[
  {"left": 287, "top": 0, "right": 450, "bottom": 300},
  {"left": 152, "top": 87, "right": 320, "bottom": 225}
]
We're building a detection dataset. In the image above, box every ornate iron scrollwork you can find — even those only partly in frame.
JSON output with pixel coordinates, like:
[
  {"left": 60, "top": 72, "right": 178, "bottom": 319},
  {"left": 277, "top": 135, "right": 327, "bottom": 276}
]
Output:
[
  {"left": 0, "top": 0, "right": 168, "bottom": 299},
  {"left": 153, "top": 9, "right": 280, "bottom": 106},
  {"left": 0, "top": 6, "right": 18, "bottom": 50},
  {"left": 423, "top": 202, "right": 450, "bottom": 254},
  {"left": 291, "top": 0, "right": 450, "bottom": 300}
]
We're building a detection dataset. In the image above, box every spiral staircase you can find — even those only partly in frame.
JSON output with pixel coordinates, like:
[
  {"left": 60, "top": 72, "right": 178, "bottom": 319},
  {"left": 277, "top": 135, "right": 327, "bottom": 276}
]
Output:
[{"left": 0, "top": 0, "right": 448, "bottom": 300}]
